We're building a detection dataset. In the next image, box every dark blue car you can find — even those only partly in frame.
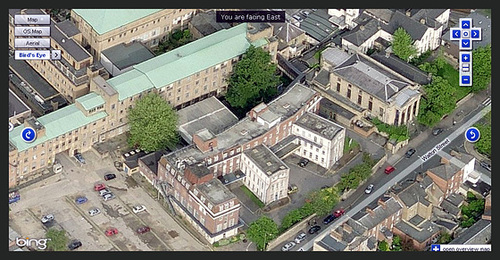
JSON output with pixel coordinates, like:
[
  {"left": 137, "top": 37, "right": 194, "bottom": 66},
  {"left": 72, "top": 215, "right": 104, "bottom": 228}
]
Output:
[
  {"left": 75, "top": 196, "right": 88, "bottom": 204},
  {"left": 323, "top": 214, "right": 336, "bottom": 225}
]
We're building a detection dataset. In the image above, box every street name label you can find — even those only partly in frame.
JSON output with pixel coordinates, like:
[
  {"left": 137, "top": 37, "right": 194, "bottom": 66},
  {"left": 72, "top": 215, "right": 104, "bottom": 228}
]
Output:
[{"left": 420, "top": 138, "right": 450, "bottom": 162}]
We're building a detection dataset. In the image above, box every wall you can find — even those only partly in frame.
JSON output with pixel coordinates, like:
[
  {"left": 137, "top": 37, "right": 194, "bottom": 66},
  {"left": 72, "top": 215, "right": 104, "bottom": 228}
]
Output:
[{"left": 266, "top": 214, "right": 317, "bottom": 250}]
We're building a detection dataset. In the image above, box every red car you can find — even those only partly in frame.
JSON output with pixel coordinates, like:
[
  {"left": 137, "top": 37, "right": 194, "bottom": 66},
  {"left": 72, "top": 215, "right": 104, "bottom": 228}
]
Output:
[
  {"left": 384, "top": 166, "right": 395, "bottom": 174},
  {"left": 333, "top": 209, "right": 345, "bottom": 218},
  {"left": 137, "top": 226, "right": 151, "bottom": 234},
  {"left": 105, "top": 227, "right": 118, "bottom": 236},
  {"left": 94, "top": 183, "right": 106, "bottom": 191}
]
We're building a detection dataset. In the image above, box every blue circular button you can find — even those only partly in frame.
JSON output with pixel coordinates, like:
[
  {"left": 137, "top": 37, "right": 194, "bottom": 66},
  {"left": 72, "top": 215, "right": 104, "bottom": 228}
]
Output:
[
  {"left": 465, "top": 127, "right": 480, "bottom": 143},
  {"left": 21, "top": 127, "right": 37, "bottom": 143}
]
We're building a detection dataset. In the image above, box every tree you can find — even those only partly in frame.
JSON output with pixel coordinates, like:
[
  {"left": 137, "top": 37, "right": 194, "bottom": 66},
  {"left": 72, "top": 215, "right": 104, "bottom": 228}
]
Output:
[
  {"left": 225, "top": 45, "right": 280, "bottom": 112},
  {"left": 391, "top": 27, "right": 418, "bottom": 62},
  {"left": 127, "top": 92, "right": 179, "bottom": 152},
  {"left": 474, "top": 112, "right": 491, "bottom": 157},
  {"left": 45, "top": 228, "right": 68, "bottom": 251},
  {"left": 460, "top": 191, "right": 485, "bottom": 228},
  {"left": 438, "top": 231, "right": 452, "bottom": 244},
  {"left": 378, "top": 240, "right": 390, "bottom": 251},
  {"left": 417, "top": 76, "right": 457, "bottom": 127},
  {"left": 246, "top": 216, "right": 279, "bottom": 251},
  {"left": 305, "top": 186, "right": 339, "bottom": 216},
  {"left": 471, "top": 44, "right": 491, "bottom": 93},
  {"left": 391, "top": 235, "right": 402, "bottom": 251}
]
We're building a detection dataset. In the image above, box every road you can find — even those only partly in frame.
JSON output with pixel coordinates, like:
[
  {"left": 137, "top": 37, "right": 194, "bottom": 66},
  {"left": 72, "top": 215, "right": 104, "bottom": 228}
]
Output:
[{"left": 283, "top": 102, "right": 491, "bottom": 251}]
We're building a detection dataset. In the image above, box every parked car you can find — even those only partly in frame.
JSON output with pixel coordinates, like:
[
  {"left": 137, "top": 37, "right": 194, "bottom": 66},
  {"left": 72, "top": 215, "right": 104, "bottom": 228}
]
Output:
[
  {"left": 74, "top": 153, "right": 85, "bottom": 164},
  {"left": 333, "top": 209, "right": 345, "bottom": 218},
  {"left": 105, "top": 227, "right": 119, "bottom": 237},
  {"left": 98, "top": 188, "right": 111, "bottom": 196},
  {"left": 103, "top": 193, "right": 115, "bottom": 201},
  {"left": 292, "top": 14, "right": 303, "bottom": 22},
  {"left": 480, "top": 161, "right": 491, "bottom": 172},
  {"left": 308, "top": 225, "right": 321, "bottom": 234},
  {"left": 432, "top": 128, "right": 443, "bottom": 136},
  {"left": 41, "top": 214, "right": 54, "bottom": 224},
  {"left": 294, "top": 232, "right": 307, "bottom": 244},
  {"left": 137, "top": 226, "right": 151, "bottom": 234},
  {"left": 68, "top": 240, "right": 82, "bottom": 250},
  {"left": 365, "top": 184, "right": 374, "bottom": 194},
  {"left": 384, "top": 165, "right": 395, "bottom": 174},
  {"left": 132, "top": 205, "right": 146, "bottom": 213},
  {"left": 281, "top": 241, "right": 296, "bottom": 251},
  {"left": 94, "top": 183, "right": 106, "bottom": 191},
  {"left": 75, "top": 196, "right": 88, "bottom": 204},
  {"left": 104, "top": 173, "right": 116, "bottom": 181},
  {"left": 405, "top": 148, "right": 416, "bottom": 158},
  {"left": 88, "top": 208, "right": 101, "bottom": 217},
  {"left": 298, "top": 158, "right": 309, "bottom": 167},
  {"left": 287, "top": 184, "right": 298, "bottom": 194},
  {"left": 323, "top": 214, "right": 335, "bottom": 225}
]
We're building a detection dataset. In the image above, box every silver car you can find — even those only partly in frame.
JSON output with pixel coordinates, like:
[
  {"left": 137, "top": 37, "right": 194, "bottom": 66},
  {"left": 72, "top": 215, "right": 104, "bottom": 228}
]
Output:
[
  {"left": 88, "top": 208, "right": 101, "bottom": 216},
  {"left": 41, "top": 214, "right": 54, "bottom": 224},
  {"left": 294, "top": 232, "right": 306, "bottom": 244},
  {"left": 281, "top": 241, "right": 296, "bottom": 251},
  {"left": 365, "top": 184, "right": 374, "bottom": 194}
]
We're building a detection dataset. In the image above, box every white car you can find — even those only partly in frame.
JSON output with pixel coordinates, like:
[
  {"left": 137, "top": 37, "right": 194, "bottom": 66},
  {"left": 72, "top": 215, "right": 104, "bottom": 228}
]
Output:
[
  {"left": 281, "top": 241, "right": 296, "bottom": 251},
  {"left": 132, "top": 205, "right": 146, "bottom": 214},
  {"left": 365, "top": 184, "right": 374, "bottom": 194},
  {"left": 103, "top": 193, "right": 115, "bottom": 201},
  {"left": 99, "top": 188, "right": 111, "bottom": 196},
  {"left": 294, "top": 232, "right": 306, "bottom": 244},
  {"left": 88, "top": 208, "right": 101, "bottom": 216},
  {"left": 41, "top": 214, "right": 54, "bottom": 224}
]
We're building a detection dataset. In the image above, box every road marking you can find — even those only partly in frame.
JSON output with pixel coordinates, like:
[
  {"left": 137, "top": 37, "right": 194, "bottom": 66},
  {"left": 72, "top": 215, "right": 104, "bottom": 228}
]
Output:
[{"left": 419, "top": 138, "right": 451, "bottom": 162}]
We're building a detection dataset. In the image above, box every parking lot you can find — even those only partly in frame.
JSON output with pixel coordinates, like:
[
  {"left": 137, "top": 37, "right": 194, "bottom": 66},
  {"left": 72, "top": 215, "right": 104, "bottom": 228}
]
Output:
[{"left": 9, "top": 149, "right": 209, "bottom": 251}]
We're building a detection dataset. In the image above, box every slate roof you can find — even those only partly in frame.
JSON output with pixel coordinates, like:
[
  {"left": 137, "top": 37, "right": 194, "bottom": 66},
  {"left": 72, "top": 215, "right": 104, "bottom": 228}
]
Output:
[
  {"left": 428, "top": 163, "right": 462, "bottom": 181},
  {"left": 370, "top": 51, "right": 431, "bottom": 85},
  {"left": 9, "top": 89, "right": 30, "bottom": 118},
  {"left": 396, "top": 182, "right": 431, "bottom": 207},
  {"left": 449, "top": 219, "right": 491, "bottom": 244},
  {"left": 300, "top": 9, "right": 338, "bottom": 42},
  {"left": 101, "top": 42, "right": 154, "bottom": 70},
  {"left": 190, "top": 10, "right": 231, "bottom": 37},
  {"left": 394, "top": 219, "right": 440, "bottom": 243}
]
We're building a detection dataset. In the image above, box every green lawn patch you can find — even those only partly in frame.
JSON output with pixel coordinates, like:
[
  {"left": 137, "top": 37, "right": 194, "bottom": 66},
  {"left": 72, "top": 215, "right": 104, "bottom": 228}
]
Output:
[{"left": 240, "top": 185, "right": 265, "bottom": 208}]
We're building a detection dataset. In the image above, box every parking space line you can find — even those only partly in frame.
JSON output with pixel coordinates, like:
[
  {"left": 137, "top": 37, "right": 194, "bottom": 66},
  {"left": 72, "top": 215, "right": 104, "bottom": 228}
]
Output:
[{"left": 64, "top": 196, "right": 122, "bottom": 251}]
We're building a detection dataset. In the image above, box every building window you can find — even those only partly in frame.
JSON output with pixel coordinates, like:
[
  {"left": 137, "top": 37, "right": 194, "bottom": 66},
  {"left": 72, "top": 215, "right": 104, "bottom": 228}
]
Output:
[
  {"left": 357, "top": 94, "right": 362, "bottom": 105},
  {"left": 336, "top": 83, "right": 341, "bottom": 92},
  {"left": 347, "top": 89, "right": 351, "bottom": 99},
  {"left": 368, "top": 100, "right": 373, "bottom": 111}
]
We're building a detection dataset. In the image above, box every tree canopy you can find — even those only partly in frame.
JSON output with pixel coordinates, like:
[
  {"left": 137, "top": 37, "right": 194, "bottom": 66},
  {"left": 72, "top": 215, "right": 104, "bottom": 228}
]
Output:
[
  {"left": 417, "top": 76, "right": 457, "bottom": 127},
  {"left": 225, "top": 45, "right": 280, "bottom": 112},
  {"left": 392, "top": 27, "right": 418, "bottom": 62},
  {"left": 45, "top": 228, "right": 68, "bottom": 251},
  {"left": 246, "top": 216, "right": 279, "bottom": 251},
  {"left": 471, "top": 44, "right": 491, "bottom": 92},
  {"left": 127, "top": 92, "right": 178, "bottom": 152}
]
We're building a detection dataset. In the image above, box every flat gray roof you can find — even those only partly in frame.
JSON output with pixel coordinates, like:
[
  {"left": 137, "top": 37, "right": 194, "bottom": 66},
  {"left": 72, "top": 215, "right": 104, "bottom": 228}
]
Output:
[
  {"left": 295, "top": 111, "right": 344, "bottom": 140},
  {"left": 319, "top": 98, "right": 356, "bottom": 120},
  {"left": 196, "top": 178, "right": 236, "bottom": 206},
  {"left": 9, "top": 88, "right": 30, "bottom": 118},
  {"left": 56, "top": 20, "right": 80, "bottom": 38},
  {"left": 9, "top": 57, "right": 58, "bottom": 99},
  {"left": 177, "top": 96, "right": 239, "bottom": 144},
  {"left": 51, "top": 22, "right": 90, "bottom": 62},
  {"left": 243, "top": 144, "right": 288, "bottom": 176},
  {"left": 321, "top": 47, "right": 352, "bottom": 68},
  {"left": 101, "top": 42, "right": 155, "bottom": 70}
]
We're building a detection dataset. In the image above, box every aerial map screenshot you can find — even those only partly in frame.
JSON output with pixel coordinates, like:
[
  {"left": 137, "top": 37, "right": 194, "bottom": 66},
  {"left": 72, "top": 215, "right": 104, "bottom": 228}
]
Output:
[{"left": 8, "top": 8, "right": 491, "bottom": 252}]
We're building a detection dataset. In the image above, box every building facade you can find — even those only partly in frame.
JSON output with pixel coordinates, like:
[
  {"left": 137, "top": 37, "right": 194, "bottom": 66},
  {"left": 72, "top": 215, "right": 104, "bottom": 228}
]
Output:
[{"left": 70, "top": 9, "right": 197, "bottom": 58}]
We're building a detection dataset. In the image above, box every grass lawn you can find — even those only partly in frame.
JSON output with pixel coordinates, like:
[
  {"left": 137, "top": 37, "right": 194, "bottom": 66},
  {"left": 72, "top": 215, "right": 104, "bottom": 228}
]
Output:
[
  {"left": 344, "top": 137, "right": 359, "bottom": 153},
  {"left": 438, "top": 62, "right": 471, "bottom": 101},
  {"left": 240, "top": 185, "right": 265, "bottom": 208}
]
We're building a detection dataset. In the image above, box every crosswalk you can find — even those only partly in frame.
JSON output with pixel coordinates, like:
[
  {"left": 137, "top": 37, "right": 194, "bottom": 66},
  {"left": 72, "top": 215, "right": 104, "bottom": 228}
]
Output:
[{"left": 481, "top": 97, "right": 491, "bottom": 106}]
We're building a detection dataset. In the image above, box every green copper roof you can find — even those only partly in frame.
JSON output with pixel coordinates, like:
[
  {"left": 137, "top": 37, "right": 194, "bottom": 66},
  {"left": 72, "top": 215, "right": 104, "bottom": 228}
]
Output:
[
  {"left": 72, "top": 9, "right": 163, "bottom": 35},
  {"left": 9, "top": 104, "right": 108, "bottom": 152},
  {"left": 75, "top": 92, "right": 105, "bottom": 111},
  {"left": 107, "top": 23, "right": 252, "bottom": 101}
]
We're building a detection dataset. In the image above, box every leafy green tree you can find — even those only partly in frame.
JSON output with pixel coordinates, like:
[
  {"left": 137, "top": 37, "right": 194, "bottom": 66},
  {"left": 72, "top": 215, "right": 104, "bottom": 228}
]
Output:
[
  {"left": 391, "top": 27, "right": 418, "bottom": 62},
  {"left": 45, "top": 228, "right": 68, "bottom": 251},
  {"left": 391, "top": 235, "right": 402, "bottom": 251},
  {"left": 417, "top": 76, "right": 457, "bottom": 127},
  {"left": 378, "top": 240, "right": 390, "bottom": 251},
  {"left": 246, "top": 216, "right": 279, "bottom": 251},
  {"left": 460, "top": 191, "right": 485, "bottom": 227},
  {"left": 471, "top": 45, "right": 491, "bottom": 93},
  {"left": 306, "top": 186, "right": 339, "bottom": 216},
  {"left": 127, "top": 92, "right": 179, "bottom": 152},
  {"left": 438, "top": 231, "right": 452, "bottom": 244},
  {"left": 225, "top": 45, "right": 280, "bottom": 112}
]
